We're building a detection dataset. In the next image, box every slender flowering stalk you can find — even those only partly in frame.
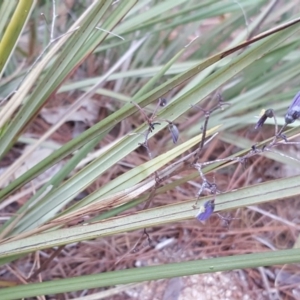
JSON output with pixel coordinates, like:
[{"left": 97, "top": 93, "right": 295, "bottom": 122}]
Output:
[{"left": 195, "top": 92, "right": 300, "bottom": 224}]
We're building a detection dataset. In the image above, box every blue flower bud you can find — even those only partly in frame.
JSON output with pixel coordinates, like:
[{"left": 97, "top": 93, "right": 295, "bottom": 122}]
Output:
[
  {"left": 285, "top": 91, "right": 300, "bottom": 124},
  {"left": 196, "top": 200, "right": 215, "bottom": 221},
  {"left": 168, "top": 123, "right": 179, "bottom": 144}
]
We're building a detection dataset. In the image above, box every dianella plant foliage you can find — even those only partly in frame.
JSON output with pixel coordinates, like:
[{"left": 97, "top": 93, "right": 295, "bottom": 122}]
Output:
[{"left": 1, "top": 0, "right": 300, "bottom": 299}]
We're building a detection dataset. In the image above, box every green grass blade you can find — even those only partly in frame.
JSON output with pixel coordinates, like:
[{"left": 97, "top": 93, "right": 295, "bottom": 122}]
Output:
[
  {"left": 1, "top": 248, "right": 300, "bottom": 299},
  {"left": 0, "top": 0, "right": 34, "bottom": 77},
  {"left": 0, "top": 173, "right": 299, "bottom": 257}
]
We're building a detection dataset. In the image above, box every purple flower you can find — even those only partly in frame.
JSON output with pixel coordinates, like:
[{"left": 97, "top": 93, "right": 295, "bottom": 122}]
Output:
[
  {"left": 196, "top": 200, "right": 215, "bottom": 221},
  {"left": 285, "top": 91, "right": 300, "bottom": 124}
]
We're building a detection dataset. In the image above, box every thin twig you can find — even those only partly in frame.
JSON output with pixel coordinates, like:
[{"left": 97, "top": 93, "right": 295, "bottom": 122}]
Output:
[
  {"left": 263, "top": 147, "right": 300, "bottom": 163},
  {"left": 131, "top": 99, "right": 165, "bottom": 160},
  {"left": 51, "top": 0, "right": 57, "bottom": 41},
  {"left": 192, "top": 94, "right": 230, "bottom": 163}
]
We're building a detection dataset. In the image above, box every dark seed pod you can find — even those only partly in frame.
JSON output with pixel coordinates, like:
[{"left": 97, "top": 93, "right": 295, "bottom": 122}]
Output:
[
  {"left": 285, "top": 91, "right": 300, "bottom": 124},
  {"left": 196, "top": 200, "right": 215, "bottom": 221},
  {"left": 168, "top": 123, "right": 179, "bottom": 144}
]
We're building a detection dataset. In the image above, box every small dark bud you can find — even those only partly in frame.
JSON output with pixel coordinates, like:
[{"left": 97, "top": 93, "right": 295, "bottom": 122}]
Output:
[
  {"left": 265, "top": 109, "right": 274, "bottom": 118},
  {"left": 196, "top": 200, "right": 215, "bottom": 221},
  {"left": 285, "top": 91, "right": 300, "bottom": 124},
  {"left": 255, "top": 109, "right": 274, "bottom": 129},
  {"left": 159, "top": 98, "right": 167, "bottom": 107},
  {"left": 168, "top": 123, "right": 179, "bottom": 144}
]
